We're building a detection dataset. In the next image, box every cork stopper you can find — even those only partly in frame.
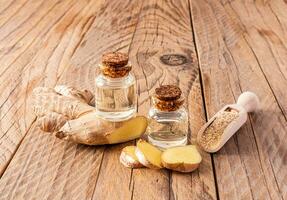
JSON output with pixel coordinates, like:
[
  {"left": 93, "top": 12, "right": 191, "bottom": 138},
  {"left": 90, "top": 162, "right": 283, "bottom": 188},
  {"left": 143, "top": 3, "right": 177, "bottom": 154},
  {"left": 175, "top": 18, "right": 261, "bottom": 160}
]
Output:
[
  {"left": 155, "top": 85, "right": 182, "bottom": 101},
  {"left": 101, "top": 52, "right": 131, "bottom": 78},
  {"left": 153, "top": 85, "right": 184, "bottom": 111},
  {"left": 102, "top": 52, "right": 128, "bottom": 67}
]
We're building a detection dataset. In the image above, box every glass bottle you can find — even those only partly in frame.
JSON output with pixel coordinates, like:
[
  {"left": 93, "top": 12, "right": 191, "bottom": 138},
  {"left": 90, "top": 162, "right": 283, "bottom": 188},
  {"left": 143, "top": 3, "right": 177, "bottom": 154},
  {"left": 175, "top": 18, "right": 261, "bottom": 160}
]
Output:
[
  {"left": 147, "top": 85, "right": 188, "bottom": 149},
  {"left": 95, "top": 52, "right": 137, "bottom": 122}
]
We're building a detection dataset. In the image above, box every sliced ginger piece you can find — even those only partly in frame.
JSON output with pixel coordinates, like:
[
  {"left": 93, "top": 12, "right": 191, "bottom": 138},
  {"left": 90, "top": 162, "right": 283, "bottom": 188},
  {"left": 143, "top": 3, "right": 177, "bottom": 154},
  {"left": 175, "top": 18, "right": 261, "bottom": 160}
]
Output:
[
  {"left": 161, "top": 145, "right": 202, "bottom": 173},
  {"left": 120, "top": 146, "right": 143, "bottom": 168},
  {"left": 135, "top": 139, "right": 163, "bottom": 169},
  {"left": 107, "top": 117, "right": 148, "bottom": 144}
]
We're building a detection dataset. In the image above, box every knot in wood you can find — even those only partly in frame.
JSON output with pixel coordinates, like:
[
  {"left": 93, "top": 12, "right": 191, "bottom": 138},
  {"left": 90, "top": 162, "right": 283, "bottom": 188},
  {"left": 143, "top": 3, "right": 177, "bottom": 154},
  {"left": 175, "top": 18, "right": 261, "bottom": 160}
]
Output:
[{"left": 160, "top": 54, "right": 188, "bottom": 66}]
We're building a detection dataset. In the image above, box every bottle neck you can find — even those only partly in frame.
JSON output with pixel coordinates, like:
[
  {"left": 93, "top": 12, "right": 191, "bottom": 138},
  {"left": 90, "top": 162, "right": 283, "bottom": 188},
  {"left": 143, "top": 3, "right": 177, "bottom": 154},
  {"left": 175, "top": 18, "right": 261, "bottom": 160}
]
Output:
[
  {"left": 100, "top": 71, "right": 131, "bottom": 80},
  {"left": 96, "top": 72, "right": 135, "bottom": 88},
  {"left": 152, "top": 106, "right": 182, "bottom": 113}
]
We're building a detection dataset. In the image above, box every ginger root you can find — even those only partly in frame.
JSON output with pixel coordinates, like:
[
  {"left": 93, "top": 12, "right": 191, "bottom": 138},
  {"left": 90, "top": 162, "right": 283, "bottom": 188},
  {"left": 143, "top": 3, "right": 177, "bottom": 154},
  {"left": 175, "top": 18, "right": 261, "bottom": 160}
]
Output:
[
  {"left": 31, "top": 85, "right": 147, "bottom": 145},
  {"left": 54, "top": 85, "right": 94, "bottom": 105},
  {"left": 32, "top": 86, "right": 95, "bottom": 119},
  {"left": 37, "top": 112, "right": 68, "bottom": 132},
  {"left": 56, "top": 112, "right": 147, "bottom": 145}
]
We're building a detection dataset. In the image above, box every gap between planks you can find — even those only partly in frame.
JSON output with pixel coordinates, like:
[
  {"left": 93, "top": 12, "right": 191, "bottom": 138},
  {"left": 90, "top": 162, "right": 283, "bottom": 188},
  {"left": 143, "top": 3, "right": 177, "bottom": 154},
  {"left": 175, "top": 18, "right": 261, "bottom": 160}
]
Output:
[{"left": 188, "top": 1, "right": 220, "bottom": 199}]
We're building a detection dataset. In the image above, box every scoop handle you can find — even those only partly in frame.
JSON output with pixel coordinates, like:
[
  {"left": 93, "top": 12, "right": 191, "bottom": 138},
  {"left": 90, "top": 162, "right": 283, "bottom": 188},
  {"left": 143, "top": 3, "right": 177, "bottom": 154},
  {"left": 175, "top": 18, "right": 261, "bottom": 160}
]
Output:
[{"left": 236, "top": 91, "right": 259, "bottom": 113}]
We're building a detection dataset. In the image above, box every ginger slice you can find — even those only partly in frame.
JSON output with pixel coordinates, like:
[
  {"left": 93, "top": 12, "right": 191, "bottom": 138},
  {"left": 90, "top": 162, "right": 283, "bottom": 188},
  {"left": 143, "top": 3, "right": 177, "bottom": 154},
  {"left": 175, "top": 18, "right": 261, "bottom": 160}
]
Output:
[
  {"left": 120, "top": 146, "right": 143, "bottom": 168},
  {"left": 106, "top": 117, "right": 147, "bottom": 144},
  {"left": 161, "top": 145, "right": 202, "bottom": 173},
  {"left": 135, "top": 139, "right": 163, "bottom": 169}
]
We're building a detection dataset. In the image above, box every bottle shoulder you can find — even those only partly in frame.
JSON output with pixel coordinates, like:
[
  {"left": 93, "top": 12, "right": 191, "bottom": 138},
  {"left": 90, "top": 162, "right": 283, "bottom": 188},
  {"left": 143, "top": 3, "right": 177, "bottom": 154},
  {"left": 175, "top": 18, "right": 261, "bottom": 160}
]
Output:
[
  {"left": 95, "top": 73, "right": 136, "bottom": 88},
  {"left": 148, "top": 107, "right": 187, "bottom": 121}
]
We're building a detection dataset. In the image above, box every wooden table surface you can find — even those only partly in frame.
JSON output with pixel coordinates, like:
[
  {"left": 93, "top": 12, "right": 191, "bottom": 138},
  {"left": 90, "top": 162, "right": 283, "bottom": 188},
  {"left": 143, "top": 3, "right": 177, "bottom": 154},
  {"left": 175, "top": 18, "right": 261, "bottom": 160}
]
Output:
[{"left": 0, "top": 0, "right": 286, "bottom": 199}]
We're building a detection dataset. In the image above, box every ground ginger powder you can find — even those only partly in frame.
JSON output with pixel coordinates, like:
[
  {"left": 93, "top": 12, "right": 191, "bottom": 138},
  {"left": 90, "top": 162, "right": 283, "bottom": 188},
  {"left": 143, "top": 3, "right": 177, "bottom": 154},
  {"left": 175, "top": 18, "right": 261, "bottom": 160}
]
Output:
[{"left": 199, "top": 108, "right": 239, "bottom": 150}]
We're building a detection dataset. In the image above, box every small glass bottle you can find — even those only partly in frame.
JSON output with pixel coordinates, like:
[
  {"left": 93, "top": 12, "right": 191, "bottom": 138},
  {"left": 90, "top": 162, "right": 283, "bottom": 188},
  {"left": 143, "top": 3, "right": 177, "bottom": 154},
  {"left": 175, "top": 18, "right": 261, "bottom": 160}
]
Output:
[
  {"left": 95, "top": 52, "right": 137, "bottom": 121},
  {"left": 147, "top": 85, "right": 188, "bottom": 149}
]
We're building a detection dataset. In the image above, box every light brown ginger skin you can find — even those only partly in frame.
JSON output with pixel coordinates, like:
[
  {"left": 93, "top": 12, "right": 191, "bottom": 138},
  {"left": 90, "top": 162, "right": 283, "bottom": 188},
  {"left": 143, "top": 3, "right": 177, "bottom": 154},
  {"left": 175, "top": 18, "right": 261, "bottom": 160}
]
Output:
[
  {"left": 38, "top": 112, "right": 68, "bottom": 132},
  {"left": 32, "top": 86, "right": 95, "bottom": 132},
  {"left": 56, "top": 114, "right": 147, "bottom": 145},
  {"left": 119, "top": 146, "right": 143, "bottom": 168},
  {"left": 54, "top": 85, "right": 94, "bottom": 106},
  {"left": 32, "top": 86, "right": 95, "bottom": 119},
  {"left": 162, "top": 161, "right": 199, "bottom": 173},
  {"left": 55, "top": 112, "right": 120, "bottom": 145}
]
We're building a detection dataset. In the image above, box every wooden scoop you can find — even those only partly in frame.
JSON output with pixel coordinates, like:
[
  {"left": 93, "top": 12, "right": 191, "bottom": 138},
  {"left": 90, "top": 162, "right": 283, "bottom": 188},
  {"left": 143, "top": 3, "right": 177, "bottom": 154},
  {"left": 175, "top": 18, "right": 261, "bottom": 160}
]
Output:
[{"left": 197, "top": 92, "right": 259, "bottom": 153}]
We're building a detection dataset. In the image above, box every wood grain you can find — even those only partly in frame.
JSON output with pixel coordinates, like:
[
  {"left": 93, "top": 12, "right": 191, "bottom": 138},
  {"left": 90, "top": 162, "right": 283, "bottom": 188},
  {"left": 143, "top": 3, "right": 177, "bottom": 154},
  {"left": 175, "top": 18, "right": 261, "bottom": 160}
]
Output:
[
  {"left": 0, "top": 0, "right": 286, "bottom": 199},
  {"left": 89, "top": 1, "right": 143, "bottom": 200},
  {"left": 0, "top": 0, "right": 96, "bottom": 175},
  {"left": 128, "top": 0, "right": 216, "bottom": 199},
  {"left": 226, "top": 0, "right": 287, "bottom": 117},
  {"left": 190, "top": 0, "right": 287, "bottom": 199},
  {"left": 0, "top": 0, "right": 141, "bottom": 199}
]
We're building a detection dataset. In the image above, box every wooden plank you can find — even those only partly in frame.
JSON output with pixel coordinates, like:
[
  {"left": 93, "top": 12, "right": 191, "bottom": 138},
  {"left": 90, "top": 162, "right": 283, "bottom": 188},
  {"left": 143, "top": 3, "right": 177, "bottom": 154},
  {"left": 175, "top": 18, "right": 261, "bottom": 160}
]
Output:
[
  {"left": 0, "top": 0, "right": 93, "bottom": 175},
  {"left": 0, "top": 1, "right": 88, "bottom": 174},
  {"left": 0, "top": 0, "right": 142, "bottom": 199},
  {"left": 220, "top": 1, "right": 287, "bottom": 199},
  {"left": 190, "top": 0, "right": 287, "bottom": 199},
  {"left": 269, "top": 0, "right": 287, "bottom": 32},
  {"left": 0, "top": 127, "right": 103, "bottom": 200},
  {"left": 0, "top": 0, "right": 104, "bottom": 174},
  {"left": 127, "top": 0, "right": 216, "bottom": 199},
  {"left": 225, "top": 0, "right": 287, "bottom": 117},
  {"left": 86, "top": 1, "right": 143, "bottom": 200}
]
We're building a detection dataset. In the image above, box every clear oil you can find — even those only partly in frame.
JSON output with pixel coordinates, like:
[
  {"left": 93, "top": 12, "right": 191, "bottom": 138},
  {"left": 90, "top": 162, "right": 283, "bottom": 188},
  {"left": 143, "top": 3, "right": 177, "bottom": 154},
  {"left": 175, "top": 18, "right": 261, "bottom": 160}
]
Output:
[
  {"left": 95, "top": 73, "right": 137, "bottom": 121},
  {"left": 147, "top": 107, "right": 188, "bottom": 149}
]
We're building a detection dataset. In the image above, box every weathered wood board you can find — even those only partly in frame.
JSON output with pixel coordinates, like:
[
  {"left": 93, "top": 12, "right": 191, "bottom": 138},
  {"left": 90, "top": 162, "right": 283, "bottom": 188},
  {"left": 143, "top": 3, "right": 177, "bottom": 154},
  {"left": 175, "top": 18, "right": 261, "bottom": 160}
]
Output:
[
  {"left": 190, "top": 0, "right": 287, "bottom": 199},
  {"left": 0, "top": 0, "right": 286, "bottom": 199}
]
